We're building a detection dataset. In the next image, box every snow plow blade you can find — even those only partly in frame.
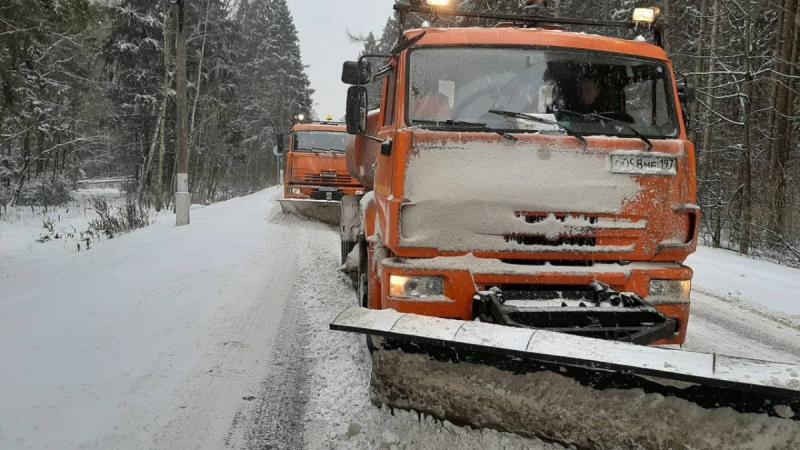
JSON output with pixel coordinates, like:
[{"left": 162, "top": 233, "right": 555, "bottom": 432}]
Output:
[
  {"left": 331, "top": 307, "right": 800, "bottom": 448},
  {"left": 277, "top": 198, "right": 341, "bottom": 226}
]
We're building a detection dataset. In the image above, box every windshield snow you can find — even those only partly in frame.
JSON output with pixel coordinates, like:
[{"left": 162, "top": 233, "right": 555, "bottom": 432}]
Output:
[
  {"left": 293, "top": 131, "right": 348, "bottom": 152},
  {"left": 409, "top": 47, "right": 680, "bottom": 138}
]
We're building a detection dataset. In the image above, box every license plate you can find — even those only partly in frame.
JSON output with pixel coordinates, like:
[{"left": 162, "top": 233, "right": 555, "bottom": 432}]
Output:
[
  {"left": 318, "top": 186, "right": 338, "bottom": 192},
  {"left": 610, "top": 153, "right": 677, "bottom": 176}
]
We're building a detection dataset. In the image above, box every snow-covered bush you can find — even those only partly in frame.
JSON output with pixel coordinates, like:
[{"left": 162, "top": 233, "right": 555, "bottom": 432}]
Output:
[
  {"left": 88, "top": 196, "right": 150, "bottom": 239},
  {"left": 14, "top": 177, "right": 73, "bottom": 209}
]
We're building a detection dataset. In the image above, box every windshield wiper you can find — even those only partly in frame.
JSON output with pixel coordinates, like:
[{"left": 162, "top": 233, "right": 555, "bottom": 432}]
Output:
[
  {"left": 415, "top": 119, "right": 489, "bottom": 129},
  {"left": 414, "top": 119, "right": 519, "bottom": 141},
  {"left": 487, "top": 109, "right": 587, "bottom": 148},
  {"left": 555, "top": 109, "right": 653, "bottom": 151}
]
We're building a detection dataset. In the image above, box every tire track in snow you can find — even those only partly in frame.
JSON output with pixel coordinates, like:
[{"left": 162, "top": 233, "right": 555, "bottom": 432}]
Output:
[
  {"left": 149, "top": 192, "right": 306, "bottom": 450},
  {"left": 244, "top": 293, "right": 312, "bottom": 450},
  {"left": 685, "top": 288, "right": 800, "bottom": 364},
  {"left": 244, "top": 210, "right": 335, "bottom": 450}
]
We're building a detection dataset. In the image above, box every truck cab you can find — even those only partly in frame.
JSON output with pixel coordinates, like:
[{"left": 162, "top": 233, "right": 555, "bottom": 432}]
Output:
[
  {"left": 283, "top": 122, "right": 363, "bottom": 202},
  {"left": 341, "top": 9, "right": 699, "bottom": 346}
]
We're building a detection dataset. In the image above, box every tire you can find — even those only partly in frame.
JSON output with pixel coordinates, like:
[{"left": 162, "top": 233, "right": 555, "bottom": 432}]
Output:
[
  {"left": 356, "top": 235, "right": 368, "bottom": 304},
  {"left": 340, "top": 239, "right": 356, "bottom": 266},
  {"left": 357, "top": 271, "right": 368, "bottom": 307},
  {"left": 356, "top": 235, "right": 377, "bottom": 353}
]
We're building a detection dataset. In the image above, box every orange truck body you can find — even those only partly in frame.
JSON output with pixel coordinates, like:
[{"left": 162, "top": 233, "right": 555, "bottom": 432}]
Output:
[
  {"left": 348, "top": 28, "right": 699, "bottom": 345},
  {"left": 284, "top": 123, "right": 363, "bottom": 201}
]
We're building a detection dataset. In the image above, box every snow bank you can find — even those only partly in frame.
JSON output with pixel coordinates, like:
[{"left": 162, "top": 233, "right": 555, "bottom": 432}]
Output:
[
  {"left": 0, "top": 188, "right": 126, "bottom": 257},
  {"left": 372, "top": 351, "right": 800, "bottom": 450},
  {"left": 688, "top": 246, "right": 800, "bottom": 318},
  {"left": 294, "top": 249, "right": 557, "bottom": 449}
]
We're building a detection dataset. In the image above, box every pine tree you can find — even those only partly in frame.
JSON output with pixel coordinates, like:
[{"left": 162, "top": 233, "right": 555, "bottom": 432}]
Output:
[
  {"left": 234, "top": 0, "right": 312, "bottom": 191},
  {"left": 103, "top": 0, "right": 167, "bottom": 200},
  {"left": 1, "top": 0, "right": 98, "bottom": 208}
]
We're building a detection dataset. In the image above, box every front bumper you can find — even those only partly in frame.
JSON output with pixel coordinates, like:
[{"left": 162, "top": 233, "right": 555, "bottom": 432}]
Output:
[
  {"left": 285, "top": 184, "right": 363, "bottom": 201},
  {"left": 380, "top": 255, "right": 692, "bottom": 345}
]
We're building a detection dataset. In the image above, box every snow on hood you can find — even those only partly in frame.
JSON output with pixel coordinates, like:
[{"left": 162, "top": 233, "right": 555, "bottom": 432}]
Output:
[{"left": 400, "top": 140, "right": 642, "bottom": 252}]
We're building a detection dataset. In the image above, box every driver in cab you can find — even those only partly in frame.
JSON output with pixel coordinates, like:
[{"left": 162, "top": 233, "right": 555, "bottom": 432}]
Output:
[{"left": 574, "top": 77, "right": 604, "bottom": 114}]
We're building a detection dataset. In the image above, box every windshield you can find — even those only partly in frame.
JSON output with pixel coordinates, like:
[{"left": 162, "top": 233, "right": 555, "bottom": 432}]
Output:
[
  {"left": 293, "top": 131, "right": 348, "bottom": 153},
  {"left": 408, "top": 47, "right": 680, "bottom": 138}
]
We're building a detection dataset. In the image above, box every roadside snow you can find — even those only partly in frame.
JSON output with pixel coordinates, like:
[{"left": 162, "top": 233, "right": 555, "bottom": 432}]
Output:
[
  {"left": 687, "top": 246, "right": 800, "bottom": 318},
  {"left": 0, "top": 189, "right": 123, "bottom": 257},
  {"left": 0, "top": 189, "right": 295, "bottom": 449}
]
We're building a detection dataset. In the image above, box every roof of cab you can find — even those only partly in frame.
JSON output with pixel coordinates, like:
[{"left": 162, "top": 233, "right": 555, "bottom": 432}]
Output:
[
  {"left": 292, "top": 123, "right": 347, "bottom": 133},
  {"left": 403, "top": 27, "right": 670, "bottom": 61}
]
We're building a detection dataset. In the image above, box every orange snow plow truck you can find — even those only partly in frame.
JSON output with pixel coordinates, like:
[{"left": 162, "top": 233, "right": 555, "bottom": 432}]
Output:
[
  {"left": 331, "top": 0, "right": 800, "bottom": 436},
  {"left": 339, "top": 8, "right": 697, "bottom": 345},
  {"left": 278, "top": 122, "right": 364, "bottom": 226}
]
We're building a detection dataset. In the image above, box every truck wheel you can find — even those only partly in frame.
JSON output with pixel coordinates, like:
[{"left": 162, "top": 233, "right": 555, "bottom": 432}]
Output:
[
  {"left": 356, "top": 249, "right": 368, "bottom": 307},
  {"left": 355, "top": 234, "right": 368, "bottom": 299},
  {"left": 341, "top": 239, "right": 356, "bottom": 266}
]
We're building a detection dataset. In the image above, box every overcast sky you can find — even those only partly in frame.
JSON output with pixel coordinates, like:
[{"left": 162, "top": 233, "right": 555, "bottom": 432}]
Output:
[{"left": 286, "top": 0, "right": 395, "bottom": 119}]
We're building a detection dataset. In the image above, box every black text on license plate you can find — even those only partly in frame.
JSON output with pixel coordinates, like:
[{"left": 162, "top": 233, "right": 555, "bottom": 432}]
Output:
[
  {"left": 318, "top": 186, "right": 337, "bottom": 192},
  {"left": 610, "top": 154, "right": 677, "bottom": 175}
]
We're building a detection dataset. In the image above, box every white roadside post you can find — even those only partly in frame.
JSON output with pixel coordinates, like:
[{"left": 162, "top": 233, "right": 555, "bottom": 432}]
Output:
[{"left": 176, "top": 174, "right": 190, "bottom": 225}]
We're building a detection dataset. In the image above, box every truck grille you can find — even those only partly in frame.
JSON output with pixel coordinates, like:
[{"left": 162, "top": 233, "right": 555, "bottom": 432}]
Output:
[
  {"left": 502, "top": 212, "right": 642, "bottom": 250},
  {"left": 505, "top": 235, "right": 597, "bottom": 247},
  {"left": 518, "top": 212, "right": 599, "bottom": 225},
  {"left": 304, "top": 173, "right": 353, "bottom": 184}
]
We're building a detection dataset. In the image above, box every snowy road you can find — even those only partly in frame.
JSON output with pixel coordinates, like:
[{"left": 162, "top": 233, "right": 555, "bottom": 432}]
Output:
[
  {"left": 685, "top": 289, "right": 800, "bottom": 364},
  {"left": 1, "top": 187, "right": 799, "bottom": 449}
]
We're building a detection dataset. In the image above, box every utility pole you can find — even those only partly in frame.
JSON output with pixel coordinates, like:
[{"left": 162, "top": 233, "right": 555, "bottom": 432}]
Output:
[{"left": 174, "top": 0, "right": 190, "bottom": 225}]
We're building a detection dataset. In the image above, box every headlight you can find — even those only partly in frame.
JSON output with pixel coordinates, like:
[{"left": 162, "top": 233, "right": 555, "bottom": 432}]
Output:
[
  {"left": 291, "top": 188, "right": 301, "bottom": 195},
  {"left": 355, "top": 190, "right": 364, "bottom": 195},
  {"left": 389, "top": 275, "right": 444, "bottom": 299},
  {"left": 649, "top": 280, "right": 691, "bottom": 302}
]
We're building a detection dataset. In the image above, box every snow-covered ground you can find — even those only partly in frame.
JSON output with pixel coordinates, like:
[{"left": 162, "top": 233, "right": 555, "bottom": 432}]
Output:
[
  {"left": 687, "top": 246, "right": 800, "bottom": 318},
  {"left": 0, "top": 188, "right": 126, "bottom": 257},
  {"left": 1, "top": 187, "right": 799, "bottom": 449}
]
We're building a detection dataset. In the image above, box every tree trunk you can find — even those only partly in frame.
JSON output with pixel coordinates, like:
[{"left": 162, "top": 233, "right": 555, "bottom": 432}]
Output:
[
  {"left": 155, "top": 97, "right": 169, "bottom": 212},
  {"left": 738, "top": 13, "right": 756, "bottom": 255},
  {"left": 701, "top": 0, "right": 721, "bottom": 247},
  {"left": 137, "top": 103, "right": 165, "bottom": 202},
  {"left": 768, "top": 0, "right": 798, "bottom": 233},
  {"left": 188, "top": 0, "right": 210, "bottom": 193}
]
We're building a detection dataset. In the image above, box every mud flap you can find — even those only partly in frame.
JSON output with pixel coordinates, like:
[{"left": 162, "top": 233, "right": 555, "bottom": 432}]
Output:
[
  {"left": 278, "top": 198, "right": 341, "bottom": 226},
  {"left": 330, "top": 307, "right": 800, "bottom": 420}
]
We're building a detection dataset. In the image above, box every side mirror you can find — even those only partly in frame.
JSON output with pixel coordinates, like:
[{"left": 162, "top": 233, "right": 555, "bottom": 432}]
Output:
[
  {"left": 342, "top": 61, "right": 372, "bottom": 85},
  {"left": 346, "top": 86, "right": 368, "bottom": 135},
  {"left": 677, "top": 79, "right": 695, "bottom": 105},
  {"left": 275, "top": 134, "right": 285, "bottom": 155},
  {"left": 677, "top": 79, "right": 695, "bottom": 128}
]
